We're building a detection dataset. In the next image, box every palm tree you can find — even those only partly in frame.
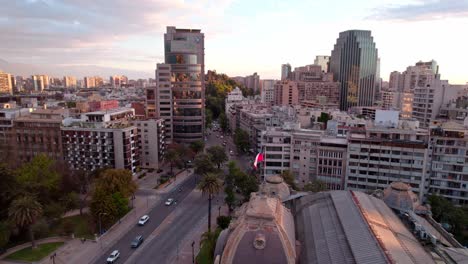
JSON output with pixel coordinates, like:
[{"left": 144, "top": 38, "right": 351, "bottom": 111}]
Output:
[
  {"left": 8, "top": 196, "right": 43, "bottom": 248},
  {"left": 197, "top": 173, "right": 222, "bottom": 232}
]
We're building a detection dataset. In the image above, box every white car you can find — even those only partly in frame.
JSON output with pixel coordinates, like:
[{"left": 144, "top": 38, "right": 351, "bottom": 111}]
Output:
[
  {"left": 138, "top": 215, "right": 149, "bottom": 226},
  {"left": 106, "top": 250, "right": 120, "bottom": 263},
  {"left": 165, "top": 198, "right": 174, "bottom": 206}
]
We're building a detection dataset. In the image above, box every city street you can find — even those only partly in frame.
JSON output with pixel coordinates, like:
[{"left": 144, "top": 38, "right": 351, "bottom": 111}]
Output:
[
  {"left": 91, "top": 175, "right": 199, "bottom": 264},
  {"left": 205, "top": 126, "right": 254, "bottom": 172}
]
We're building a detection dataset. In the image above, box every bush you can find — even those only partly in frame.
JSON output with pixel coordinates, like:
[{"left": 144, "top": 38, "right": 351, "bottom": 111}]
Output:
[{"left": 216, "top": 216, "right": 232, "bottom": 230}]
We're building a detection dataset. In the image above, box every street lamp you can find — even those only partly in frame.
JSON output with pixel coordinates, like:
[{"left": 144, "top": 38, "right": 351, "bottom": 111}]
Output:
[
  {"left": 131, "top": 195, "right": 136, "bottom": 209},
  {"left": 98, "top": 212, "right": 108, "bottom": 236}
]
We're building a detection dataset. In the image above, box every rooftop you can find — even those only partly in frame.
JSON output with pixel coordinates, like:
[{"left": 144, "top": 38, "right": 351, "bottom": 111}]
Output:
[{"left": 295, "top": 191, "right": 436, "bottom": 264}]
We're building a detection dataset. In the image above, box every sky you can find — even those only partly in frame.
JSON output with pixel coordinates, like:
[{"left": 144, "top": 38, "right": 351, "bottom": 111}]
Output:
[{"left": 1, "top": 0, "right": 468, "bottom": 83}]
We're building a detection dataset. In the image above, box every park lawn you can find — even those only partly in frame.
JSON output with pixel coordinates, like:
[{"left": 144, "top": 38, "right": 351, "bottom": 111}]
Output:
[
  {"left": 51, "top": 214, "right": 95, "bottom": 239},
  {"left": 6, "top": 242, "right": 64, "bottom": 262}
]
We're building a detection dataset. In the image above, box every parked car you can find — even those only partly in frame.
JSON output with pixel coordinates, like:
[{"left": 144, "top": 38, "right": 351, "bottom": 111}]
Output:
[
  {"left": 131, "top": 235, "right": 144, "bottom": 248},
  {"left": 165, "top": 198, "right": 174, "bottom": 206},
  {"left": 106, "top": 250, "right": 120, "bottom": 263},
  {"left": 138, "top": 215, "right": 149, "bottom": 226}
]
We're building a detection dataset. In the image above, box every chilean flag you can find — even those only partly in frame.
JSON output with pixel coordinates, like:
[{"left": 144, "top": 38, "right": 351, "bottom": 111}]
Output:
[{"left": 253, "top": 152, "right": 264, "bottom": 169}]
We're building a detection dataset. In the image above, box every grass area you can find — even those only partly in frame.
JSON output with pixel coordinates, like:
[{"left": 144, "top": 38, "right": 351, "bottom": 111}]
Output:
[
  {"left": 50, "top": 214, "right": 95, "bottom": 239},
  {"left": 6, "top": 242, "right": 64, "bottom": 262},
  {"left": 196, "top": 228, "right": 221, "bottom": 264}
]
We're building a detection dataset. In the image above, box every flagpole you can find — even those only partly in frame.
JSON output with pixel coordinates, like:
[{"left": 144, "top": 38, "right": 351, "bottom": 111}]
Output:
[{"left": 262, "top": 145, "right": 266, "bottom": 183}]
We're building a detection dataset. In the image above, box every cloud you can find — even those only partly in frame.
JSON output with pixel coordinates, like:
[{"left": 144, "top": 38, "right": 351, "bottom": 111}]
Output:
[
  {"left": 370, "top": 0, "right": 468, "bottom": 21},
  {"left": 0, "top": 0, "right": 234, "bottom": 73}
]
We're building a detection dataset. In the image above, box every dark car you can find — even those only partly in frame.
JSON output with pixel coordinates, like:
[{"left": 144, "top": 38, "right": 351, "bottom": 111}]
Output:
[{"left": 131, "top": 235, "right": 144, "bottom": 248}]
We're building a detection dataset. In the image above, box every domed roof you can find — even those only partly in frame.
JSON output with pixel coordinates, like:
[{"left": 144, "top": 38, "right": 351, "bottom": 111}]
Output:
[
  {"left": 262, "top": 175, "right": 290, "bottom": 200},
  {"left": 383, "top": 181, "right": 420, "bottom": 212},
  {"left": 266, "top": 175, "right": 284, "bottom": 184}
]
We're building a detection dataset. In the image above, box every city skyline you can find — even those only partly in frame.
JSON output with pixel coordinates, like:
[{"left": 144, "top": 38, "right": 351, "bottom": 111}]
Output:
[{"left": 1, "top": 0, "right": 468, "bottom": 83}]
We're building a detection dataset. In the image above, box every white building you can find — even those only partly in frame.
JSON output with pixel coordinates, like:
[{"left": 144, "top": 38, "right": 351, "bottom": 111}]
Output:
[
  {"left": 313, "top": 55, "right": 330, "bottom": 72},
  {"left": 260, "top": 80, "right": 276, "bottom": 105},
  {"left": 428, "top": 121, "right": 468, "bottom": 205},
  {"left": 61, "top": 108, "right": 140, "bottom": 174},
  {"left": 132, "top": 119, "right": 165, "bottom": 170},
  {"left": 346, "top": 117, "right": 430, "bottom": 201},
  {"left": 225, "top": 87, "right": 244, "bottom": 113}
]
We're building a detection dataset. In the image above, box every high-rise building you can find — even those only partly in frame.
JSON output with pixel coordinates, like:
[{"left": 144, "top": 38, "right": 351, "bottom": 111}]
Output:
[
  {"left": 281, "top": 63, "right": 291, "bottom": 81},
  {"left": 150, "top": 26, "right": 205, "bottom": 143},
  {"left": 274, "top": 80, "right": 299, "bottom": 106},
  {"left": 0, "top": 71, "right": 13, "bottom": 94},
  {"left": 429, "top": 122, "right": 468, "bottom": 205},
  {"left": 245, "top": 72, "right": 260, "bottom": 93},
  {"left": 330, "top": 30, "right": 378, "bottom": 110},
  {"left": 314, "top": 55, "right": 330, "bottom": 72},
  {"left": 261, "top": 80, "right": 276, "bottom": 105},
  {"left": 389, "top": 71, "right": 404, "bottom": 91},
  {"left": 63, "top": 76, "right": 77, "bottom": 88},
  {"left": 84, "top": 76, "right": 96, "bottom": 88},
  {"left": 32, "top": 75, "right": 49, "bottom": 91}
]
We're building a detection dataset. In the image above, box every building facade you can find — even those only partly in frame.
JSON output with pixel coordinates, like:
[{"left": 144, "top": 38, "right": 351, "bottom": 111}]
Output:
[
  {"left": 428, "top": 122, "right": 468, "bottom": 205},
  {"left": 330, "top": 30, "right": 378, "bottom": 110},
  {"left": 314, "top": 55, "right": 330, "bottom": 72},
  {"left": 0, "top": 71, "right": 13, "bottom": 94},
  {"left": 160, "top": 26, "right": 205, "bottom": 143},
  {"left": 281, "top": 63, "right": 291, "bottom": 81}
]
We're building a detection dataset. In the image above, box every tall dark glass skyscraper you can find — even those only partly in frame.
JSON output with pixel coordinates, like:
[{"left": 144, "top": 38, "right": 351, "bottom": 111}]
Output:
[{"left": 330, "top": 30, "right": 378, "bottom": 111}]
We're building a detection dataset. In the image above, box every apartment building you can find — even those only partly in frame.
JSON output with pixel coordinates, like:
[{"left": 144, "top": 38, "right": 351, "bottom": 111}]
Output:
[
  {"left": 345, "top": 115, "right": 430, "bottom": 201},
  {"left": 382, "top": 91, "right": 413, "bottom": 118},
  {"left": 261, "top": 127, "right": 347, "bottom": 188},
  {"left": 12, "top": 108, "right": 69, "bottom": 164},
  {"left": 0, "top": 71, "right": 13, "bottom": 94},
  {"left": 61, "top": 108, "right": 140, "bottom": 173},
  {"left": 412, "top": 80, "right": 465, "bottom": 127},
  {"left": 132, "top": 118, "right": 165, "bottom": 170},
  {"left": 428, "top": 121, "right": 468, "bottom": 205},
  {"left": 274, "top": 80, "right": 298, "bottom": 106}
]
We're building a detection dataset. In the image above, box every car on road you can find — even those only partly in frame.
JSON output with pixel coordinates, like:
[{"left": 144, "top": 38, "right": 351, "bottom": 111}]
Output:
[
  {"left": 131, "top": 235, "right": 144, "bottom": 248},
  {"left": 222, "top": 142, "right": 226, "bottom": 146},
  {"left": 106, "top": 250, "right": 120, "bottom": 263},
  {"left": 165, "top": 198, "right": 174, "bottom": 206},
  {"left": 220, "top": 135, "right": 224, "bottom": 139},
  {"left": 229, "top": 150, "right": 234, "bottom": 155},
  {"left": 138, "top": 215, "right": 149, "bottom": 226}
]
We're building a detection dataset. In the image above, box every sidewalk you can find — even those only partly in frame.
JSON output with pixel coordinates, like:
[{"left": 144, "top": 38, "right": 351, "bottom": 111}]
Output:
[{"left": 171, "top": 194, "right": 228, "bottom": 264}]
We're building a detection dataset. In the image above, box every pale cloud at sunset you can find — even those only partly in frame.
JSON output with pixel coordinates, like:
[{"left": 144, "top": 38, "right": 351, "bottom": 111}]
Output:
[{"left": 0, "top": 0, "right": 467, "bottom": 83}]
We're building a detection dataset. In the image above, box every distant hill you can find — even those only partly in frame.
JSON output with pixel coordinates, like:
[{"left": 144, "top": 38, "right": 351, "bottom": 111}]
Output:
[{"left": 0, "top": 58, "right": 153, "bottom": 79}]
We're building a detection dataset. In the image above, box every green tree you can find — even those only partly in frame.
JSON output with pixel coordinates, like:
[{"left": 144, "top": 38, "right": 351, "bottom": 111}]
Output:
[
  {"left": 90, "top": 188, "right": 118, "bottom": 229},
  {"left": 194, "top": 154, "right": 216, "bottom": 176},
  {"left": 112, "top": 192, "right": 129, "bottom": 218},
  {"left": 190, "top": 140, "right": 205, "bottom": 154},
  {"left": 234, "top": 128, "right": 250, "bottom": 152},
  {"left": 280, "top": 170, "right": 297, "bottom": 190},
  {"left": 205, "top": 108, "right": 213, "bottom": 129},
  {"left": 303, "top": 180, "right": 327, "bottom": 193},
  {"left": 217, "top": 216, "right": 232, "bottom": 229},
  {"left": 219, "top": 112, "right": 229, "bottom": 132},
  {"left": 165, "top": 149, "right": 180, "bottom": 175},
  {"left": 95, "top": 169, "right": 137, "bottom": 197},
  {"left": 16, "top": 154, "right": 61, "bottom": 206},
  {"left": 207, "top": 146, "right": 228, "bottom": 169},
  {"left": 197, "top": 173, "right": 222, "bottom": 232},
  {"left": 224, "top": 186, "right": 236, "bottom": 213},
  {"left": 0, "top": 221, "right": 11, "bottom": 250},
  {"left": 8, "top": 196, "right": 43, "bottom": 248},
  {"left": 0, "top": 164, "right": 18, "bottom": 219}
]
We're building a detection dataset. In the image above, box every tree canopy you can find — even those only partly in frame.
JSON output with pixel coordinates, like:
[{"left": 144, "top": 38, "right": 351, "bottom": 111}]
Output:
[
  {"left": 207, "top": 146, "right": 228, "bottom": 169},
  {"left": 234, "top": 128, "right": 250, "bottom": 153}
]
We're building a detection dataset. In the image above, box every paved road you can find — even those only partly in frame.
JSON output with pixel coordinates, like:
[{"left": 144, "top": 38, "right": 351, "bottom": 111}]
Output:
[
  {"left": 128, "top": 191, "right": 222, "bottom": 264},
  {"left": 92, "top": 175, "right": 198, "bottom": 264}
]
